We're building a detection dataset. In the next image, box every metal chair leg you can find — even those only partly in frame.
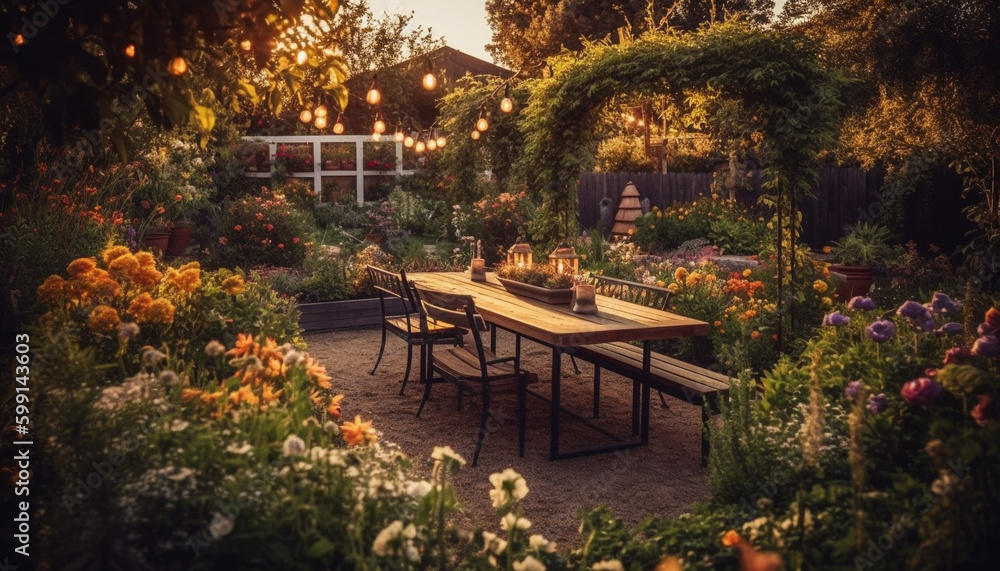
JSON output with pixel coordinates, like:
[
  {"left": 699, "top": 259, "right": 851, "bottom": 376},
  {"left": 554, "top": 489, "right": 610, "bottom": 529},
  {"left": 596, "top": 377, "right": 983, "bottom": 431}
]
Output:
[
  {"left": 570, "top": 355, "right": 581, "bottom": 374},
  {"left": 400, "top": 341, "right": 414, "bottom": 394},
  {"left": 518, "top": 378, "right": 526, "bottom": 457},
  {"left": 416, "top": 373, "right": 433, "bottom": 417},
  {"left": 473, "top": 385, "right": 490, "bottom": 466},
  {"left": 370, "top": 323, "right": 388, "bottom": 375},
  {"left": 658, "top": 390, "right": 669, "bottom": 408}
]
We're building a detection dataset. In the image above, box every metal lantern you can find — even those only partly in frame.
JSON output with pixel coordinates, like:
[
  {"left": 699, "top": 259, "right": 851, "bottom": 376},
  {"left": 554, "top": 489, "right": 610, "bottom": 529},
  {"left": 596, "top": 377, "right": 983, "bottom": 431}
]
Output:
[
  {"left": 548, "top": 242, "right": 580, "bottom": 275},
  {"left": 506, "top": 239, "right": 533, "bottom": 268}
]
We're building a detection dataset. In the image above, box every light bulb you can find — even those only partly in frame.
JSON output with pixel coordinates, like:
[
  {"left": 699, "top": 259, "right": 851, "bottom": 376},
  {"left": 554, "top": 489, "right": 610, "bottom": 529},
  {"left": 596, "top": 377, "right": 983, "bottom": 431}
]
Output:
[
  {"left": 436, "top": 136, "right": 447, "bottom": 148},
  {"left": 333, "top": 120, "right": 344, "bottom": 134},
  {"left": 300, "top": 109, "right": 313, "bottom": 123},
  {"left": 296, "top": 50, "right": 307, "bottom": 65},
  {"left": 403, "top": 136, "right": 414, "bottom": 148},
  {"left": 470, "top": 130, "right": 480, "bottom": 140},
  {"left": 124, "top": 44, "right": 136, "bottom": 58},
  {"left": 167, "top": 56, "right": 187, "bottom": 76},
  {"left": 240, "top": 39, "right": 251, "bottom": 51},
  {"left": 476, "top": 117, "right": 489, "bottom": 132},
  {"left": 371, "top": 132, "right": 382, "bottom": 141},
  {"left": 374, "top": 119, "right": 386, "bottom": 134},
  {"left": 422, "top": 72, "right": 437, "bottom": 90},
  {"left": 426, "top": 138, "right": 437, "bottom": 151},
  {"left": 394, "top": 130, "right": 404, "bottom": 142},
  {"left": 415, "top": 140, "right": 426, "bottom": 153},
  {"left": 500, "top": 97, "right": 514, "bottom": 113},
  {"left": 637, "top": 118, "right": 645, "bottom": 127},
  {"left": 314, "top": 116, "right": 327, "bottom": 129},
  {"left": 366, "top": 76, "right": 381, "bottom": 106},
  {"left": 314, "top": 105, "right": 328, "bottom": 118}
]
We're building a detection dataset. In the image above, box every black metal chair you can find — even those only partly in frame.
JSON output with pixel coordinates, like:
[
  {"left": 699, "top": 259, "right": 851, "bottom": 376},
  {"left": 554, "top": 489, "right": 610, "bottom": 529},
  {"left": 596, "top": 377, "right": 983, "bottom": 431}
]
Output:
[
  {"left": 367, "top": 266, "right": 463, "bottom": 395},
  {"left": 414, "top": 286, "right": 533, "bottom": 466}
]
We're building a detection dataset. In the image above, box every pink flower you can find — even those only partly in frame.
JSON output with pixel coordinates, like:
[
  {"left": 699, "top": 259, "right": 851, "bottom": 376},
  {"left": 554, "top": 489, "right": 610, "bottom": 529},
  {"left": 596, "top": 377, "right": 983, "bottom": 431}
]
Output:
[
  {"left": 901, "top": 377, "right": 943, "bottom": 406},
  {"left": 971, "top": 394, "right": 995, "bottom": 427}
]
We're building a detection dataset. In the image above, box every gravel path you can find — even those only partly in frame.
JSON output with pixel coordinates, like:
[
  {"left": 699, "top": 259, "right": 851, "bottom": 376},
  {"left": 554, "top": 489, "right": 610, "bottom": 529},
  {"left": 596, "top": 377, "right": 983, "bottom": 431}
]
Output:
[{"left": 306, "top": 327, "right": 710, "bottom": 549}]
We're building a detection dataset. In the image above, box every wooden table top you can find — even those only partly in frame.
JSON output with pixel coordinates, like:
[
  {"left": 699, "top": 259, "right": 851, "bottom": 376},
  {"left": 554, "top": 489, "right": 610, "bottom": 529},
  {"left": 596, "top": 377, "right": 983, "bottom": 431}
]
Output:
[{"left": 408, "top": 272, "right": 709, "bottom": 347}]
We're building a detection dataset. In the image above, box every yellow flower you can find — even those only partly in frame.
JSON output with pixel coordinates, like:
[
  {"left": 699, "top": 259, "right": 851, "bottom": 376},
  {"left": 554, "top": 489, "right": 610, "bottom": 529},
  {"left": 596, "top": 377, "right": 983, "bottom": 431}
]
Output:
[
  {"left": 685, "top": 271, "right": 702, "bottom": 288},
  {"left": 229, "top": 384, "right": 259, "bottom": 407},
  {"left": 305, "top": 356, "right": 332, "bottom": 389},
  {"left": 228, "top": 333, "right": 256, "bottom": 358},
  {"left": 87, "top": 304, "right": 120, "bottom": 333},
  {"left": 164, "top": 263, "right": 201, "bottom": 294},
  {"left": 812, "top": 279, "right": 828, "bottom": 293},
  {"left": 821, "top": 296, "right": 833, "bottom": 307},
  {"left": 742, "top": 268, "right": 752, "bottom": 278},
  {"left": 108, "top": 253, "right": 140, "bottom": 283},
  {"left": 673, "top": 267, "right": 688, "bottom": 282},
  {"left": 656, "top": 280, "right": 665, "bottom": 287},
  {"left": 221, "top": 275, "right": 245, "bottom": 295},
  {"left": 666, "top": 283, "right": 680, "bottom": 294},
  {"left": 341, "top": 415, "right": 376, "bottom": 446}
]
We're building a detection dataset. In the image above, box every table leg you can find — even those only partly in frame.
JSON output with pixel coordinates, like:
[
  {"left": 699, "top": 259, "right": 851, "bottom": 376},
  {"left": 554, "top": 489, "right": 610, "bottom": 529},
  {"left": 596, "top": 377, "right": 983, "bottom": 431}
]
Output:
[
  {"left": 490, "top": 325, "right": 497, "bottom": 353},
  {"left": 515, "top": 334, "right": 522, "bottom": 371},
  {"left": 550, "top": 346, "right": 562, "bottom": 459},
  {"left": 641, "top": 340, "right": 651, "bottom": 444}
]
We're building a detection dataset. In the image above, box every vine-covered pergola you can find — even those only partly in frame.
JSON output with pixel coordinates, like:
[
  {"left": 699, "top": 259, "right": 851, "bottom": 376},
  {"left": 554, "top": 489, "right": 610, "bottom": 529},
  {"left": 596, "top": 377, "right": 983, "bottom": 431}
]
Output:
[{"left": 518, "top": 22, "right": 846, "bottom": 343}]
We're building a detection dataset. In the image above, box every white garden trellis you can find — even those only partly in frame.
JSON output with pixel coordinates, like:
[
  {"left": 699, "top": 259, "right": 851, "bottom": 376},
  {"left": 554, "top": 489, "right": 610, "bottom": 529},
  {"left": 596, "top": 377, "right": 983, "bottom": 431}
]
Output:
[{"left": 243, "top": 135, "right": 415, "bottom": 204}]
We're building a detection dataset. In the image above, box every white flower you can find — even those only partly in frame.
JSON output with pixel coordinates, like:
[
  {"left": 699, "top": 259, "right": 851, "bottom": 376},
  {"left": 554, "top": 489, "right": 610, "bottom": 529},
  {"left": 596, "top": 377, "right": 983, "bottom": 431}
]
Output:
[
  {"left": 372, "top": 520, "right": 404, "bottom": 556},
  {"left": 282, "top": 434, "right": 306, "bottom": 456},
  {"left": 488, "top": 468, "right": 529, "bottom": 507},
  {"left": 405, "top": 544, "right": 420, "bottom": 562},
  {"left": 307, "top": 446, "right": 328, "bottom": 462},
  {"left": 142, "top": 349, "right": 166, "bottom": 367},
  {"left": 405, "top": 480, "right": 432, "bottom": 499},
  {"left": 501, "top": 513, "right": 531, "bottom": 531},
  {"left": 431, "top": 445, "right": 466, "bottom": 466},
  {"left": 529, "top": 534, "right": 556, "bottom": 553},
  {"left": 514, "top": 555, "right": 547, "bottom": 571},
  {"left": 482, "top": 531, "right": 508, "bottom": 555},
  {"left": 164, "top": 467, "right": 193, "bottom": 481},
  {"left": 159, "top": 370, "right": 181, "bottom": 386},
  {"left": 283, "top": 349, "right": 306, "bottom": 366},
  {"left": 226, "top": 442, "right": 252, "bottom": 455},
  {"left": 204, "top": 340, "right": 225, "bottom": 357},
  {"left": 169, "top": 419, "right": 189, "bottom": 432},
  {"left": 208, "top": 512, "right": 234, "bottom": 539},
  {"left": 592, "top": 560, "right": 624, "bottom": 571}
]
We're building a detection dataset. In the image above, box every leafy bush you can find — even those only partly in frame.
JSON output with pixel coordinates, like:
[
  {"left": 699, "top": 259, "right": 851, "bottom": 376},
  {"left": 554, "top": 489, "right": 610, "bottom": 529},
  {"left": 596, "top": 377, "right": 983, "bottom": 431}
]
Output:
[
  {"left": 297, "top": 248, "right": 352, "bottom": 303},
  {"left": 595, "top": 135, "right": 656, "bottom": 172},
  {"left": 349, "top": 244, "right": 394, "bottom": 297},
  {"left": 452, "top": 191, "right": 533, "bottom": 264},
  {"left": 634, "top": 196, "right": 764, "bottom": 254},
  {"left": 495, "top": 262, "right": 574, "bottom": 289},
  {"left": 210, "top": 187, "right": 311, "bottom": 269},
  {"left": 708, "top": 208, "right": 768, "bottom": 256}
]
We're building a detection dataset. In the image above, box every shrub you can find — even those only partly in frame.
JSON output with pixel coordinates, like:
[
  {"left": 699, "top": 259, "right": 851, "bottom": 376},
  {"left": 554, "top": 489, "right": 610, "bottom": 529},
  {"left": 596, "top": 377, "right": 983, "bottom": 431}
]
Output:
[
  {"left": 495, "top": 262, "right": 574, "bottom": 289},
  {"left": 349, "top": 244, "right": 394, "bottom": 297},
  {"left": 297, "top": 248, "right": 352, "bottom": 303},
  {"left": 633, "top": 196, "right": 764, "bottom": 254},
  {"left": 210, "top": 187, "right": 311, "bottom": 269},
  {"left": 452, "top": 191, "right": 533, "bottom": 264},
  {"left": 595, "top": 135, "right": 656, "bottom": 172}
]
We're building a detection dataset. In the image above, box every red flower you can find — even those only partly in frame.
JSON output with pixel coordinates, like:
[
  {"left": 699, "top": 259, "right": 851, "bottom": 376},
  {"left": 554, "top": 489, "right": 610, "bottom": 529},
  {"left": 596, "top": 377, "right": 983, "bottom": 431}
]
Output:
[
  {"left": 234, "top": 225, "right": 243, "bottom": 232},
  {"left": 292, "top": 237, "right": 300, "bottom": 244},
  {"left": 277, "top": 243, "right": 285, "bottom": 249},
  {"left": 266, "top": 224, "right": 274, "bottom": 231}
]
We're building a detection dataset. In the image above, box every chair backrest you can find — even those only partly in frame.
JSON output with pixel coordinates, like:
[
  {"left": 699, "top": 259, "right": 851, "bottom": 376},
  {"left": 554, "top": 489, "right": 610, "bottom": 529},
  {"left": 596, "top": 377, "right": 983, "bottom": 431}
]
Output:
[
  {"left": 590, "top": 274, "right": 672, "bottom": 310},
  {"left": 367, "top": 265, "right": 417, "bottom": 319},
  {"left": 415, "top": 286, "right": 490, "bottom": 376}
]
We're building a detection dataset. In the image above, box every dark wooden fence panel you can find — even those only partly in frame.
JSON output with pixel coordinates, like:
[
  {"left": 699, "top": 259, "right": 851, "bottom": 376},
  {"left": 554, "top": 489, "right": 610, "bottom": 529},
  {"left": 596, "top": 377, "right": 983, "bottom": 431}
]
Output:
[{"left": 577, "top": 167, "right": 909, "bottom": 246}]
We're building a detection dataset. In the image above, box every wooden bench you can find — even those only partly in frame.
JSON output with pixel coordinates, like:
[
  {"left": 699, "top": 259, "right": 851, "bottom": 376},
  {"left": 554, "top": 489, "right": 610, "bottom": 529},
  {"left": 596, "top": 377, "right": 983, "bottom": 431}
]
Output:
[{"left": 573, "top": 275, "right": 732, "bottom": 465}]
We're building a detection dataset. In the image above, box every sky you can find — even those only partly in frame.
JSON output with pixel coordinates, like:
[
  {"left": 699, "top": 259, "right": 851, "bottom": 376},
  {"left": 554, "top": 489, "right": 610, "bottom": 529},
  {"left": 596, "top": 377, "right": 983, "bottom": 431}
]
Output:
[{"left": 367, "top": 0, "right": 495, "bottom": 63}]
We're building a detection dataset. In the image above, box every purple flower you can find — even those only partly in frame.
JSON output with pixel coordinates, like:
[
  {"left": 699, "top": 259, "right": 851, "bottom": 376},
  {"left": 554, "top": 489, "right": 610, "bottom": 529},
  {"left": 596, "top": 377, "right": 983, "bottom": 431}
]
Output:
[
  {"left": 865, "top": 319, "right": 895, "bottom": 343},
  {"left": 901, "top": 377, "right": 943, "bottom": 406},
  {"left": 971, "top": 335, "right": 1000, "bottom": 357},
  {"left": 936, "top": 322, "right": 963, "bottom": 335},
  {"left": 928, "top": 292, "right": 959, "bottom": 315},
  {"left": 897, "top": 300, "right": 935, "bottom": 330},
  {"left": 867, "top": 393, "right": 888, "bottom": 414},
  {"left": 977, "top": 322, "right": 998, "bottom": 337},
  {"left": 822, "top": 311, "right": 850, "bottom": 327},
  {"left": 847, "top": 296, "right": 876, "bottom": 311},
  {"left": 845, "top": 380, "right": 863, "bottom": 400},
  {"left": 943, "top": 346, "right": 967, "bottom": 365}
]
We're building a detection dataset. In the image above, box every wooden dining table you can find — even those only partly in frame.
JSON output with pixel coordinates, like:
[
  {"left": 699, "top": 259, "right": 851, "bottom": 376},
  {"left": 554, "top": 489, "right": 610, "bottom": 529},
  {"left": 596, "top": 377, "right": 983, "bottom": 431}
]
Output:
[{"left": 407, "top": 271, "right": 710, "bottom": 460}]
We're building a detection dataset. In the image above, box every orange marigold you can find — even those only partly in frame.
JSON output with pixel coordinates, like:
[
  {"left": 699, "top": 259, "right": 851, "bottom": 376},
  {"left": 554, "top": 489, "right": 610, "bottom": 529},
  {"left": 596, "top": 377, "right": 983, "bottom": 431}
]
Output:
[
  {"left": 78, "top": 268, "right": 120, "bottom": 300},
  {"left": 101, "top": 245, "right": 131, "bottom": 265},
  {"left": 722, "top": 530, "right": 740, "bottom": 546},
  {"left": 135, "top": 251, "right": 156, "bottom": 268},
  {"left": 327, "top": 393, "right": 344, "bottom": 418},
  {"left": 37, "top": 274, "right": 66, "bottom": 304},
  {"left": 67, "top": 257, "right": 97, "bottom": 277},
  {"left": 341, "top": 415, "right": 375, "bottom": 446},
  {"left": 164, "top": 265, "right": 201, "bottom": 294},
  {"left": 87, "top": 304, "right": 120, "bottom": 333},
  {"left": 148, "top": 298, "right": 175, "bottom": 324},
  {"left": 128, "top": 292, "right": 154, "bottom": 321},
  {"left": 221, "top": 275, "right": 245, "bottom": 295},
  {"left": 108, "top": 253, "right": 140, "bottom": 283}
]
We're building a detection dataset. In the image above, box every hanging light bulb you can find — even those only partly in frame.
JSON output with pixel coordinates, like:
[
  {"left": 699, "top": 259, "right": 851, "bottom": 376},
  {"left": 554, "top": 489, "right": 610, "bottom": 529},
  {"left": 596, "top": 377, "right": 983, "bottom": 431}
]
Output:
[
  {"left": 404, "top": 134, "right": 415, "bottom": 148},
  {"left": 124, "top": 44, "right": 136, "bottom": 58},
  {"left": 373, "top": 114, "right": 386, "bottom": 134},
  {"left": 332, "top": 114, "right": 345, "bottom": 134},
  {"left": 470, "top": 130, "right": 481, "bottom": 140},
  {"left": 414, "top": 139, "right": 426, "bottom": 153},
  {"left": 296, "top": 50, "right": 308, "bottom": 65},
  {"left": 426, "top": 137, "right": 437, "bottom": 151},
  {"left": 300, "top": 109, "right": 313, "bottom": 124},
  {"left": 421, "top": 58, "right": 437, "bottom": 90},
  {"left": 314, "top": 116, "right": 327, "bottom": 129},
  {"left": 500, "top": 84, "right": 514, "bottom": 113},
  {"left": 314, "top": 105, "right": 328, "bottom": 119},
  {"left": 372, "top": 132, "right": 382, "bottom": 141},
  {"left": 365, "top": 74, "right": 381, "bottom": 106},
  {"left": 167, "top": 56, "right": 187, "bottom": 76},
  {"left": 436, "top": 135, "right": 447, "bottom": 148},
  {"left": 240, "top": 39, "right": 252, "bottom": 51},
  {"left": 475, "top": 109, "right": 489, "bottom": 132},
  {"left": 394, "top": 127, "right": 405, "bottom": 142}
]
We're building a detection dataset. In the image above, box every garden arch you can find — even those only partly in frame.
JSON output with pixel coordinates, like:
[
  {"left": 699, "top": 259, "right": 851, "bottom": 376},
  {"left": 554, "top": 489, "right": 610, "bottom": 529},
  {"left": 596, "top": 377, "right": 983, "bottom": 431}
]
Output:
[{"left": 519, "top": 22, "right": 845, "bottom": 341}]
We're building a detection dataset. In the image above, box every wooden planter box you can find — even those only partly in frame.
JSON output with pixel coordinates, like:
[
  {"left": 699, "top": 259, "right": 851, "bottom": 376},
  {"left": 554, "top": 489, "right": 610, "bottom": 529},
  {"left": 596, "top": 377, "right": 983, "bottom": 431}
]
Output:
[
  {"left": 497, "top": 277, "right": 574, "bottom": 305},
  {"left": 297, "top": 297, "right": 405, "bottom": 332}
]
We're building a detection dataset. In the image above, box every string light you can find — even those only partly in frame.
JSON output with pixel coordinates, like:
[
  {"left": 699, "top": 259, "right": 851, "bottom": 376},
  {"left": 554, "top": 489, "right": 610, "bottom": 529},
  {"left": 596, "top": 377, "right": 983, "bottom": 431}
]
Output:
[
  {"left": 373, "top": 114, "right": 386, "bottom": 134},
  {"left": 414, "top": 139, "right": 426, "bottom": 153},
  {"left": 314, "top": 105, "right": 328, "bottom": 119},
  {"left": 404, "top": 134, "right": 415, "bottom": 147},
  {"left": 500, "top": 84, "right": 514, "bottom": 113},
  {"left": 124, "top": 44, "right": 136, "bottom": 58},
  {"left": 436, "top": 135, "right": 447, "bottom": 148},
  {"left": 240, "top": 39, "right": 252, "bottom": 51},
  {"left": 372, "top": 132, "right": 382, "bottom": 141},
  {"left": 300, "top": 109, "right": 313, "bottom": 124},
  {"left": 366, "top": 74, "right": 381, "bottom": 106},
  {"left": 394, "top": 127, "right": 405, "bottom": 142},
  {"left": 332, "top": 114, "right": 344, "bottom": 134},
  {"left": 314, "top": 116, "right": 327, "bottom": 129},
  {"left": 470, "top": 130, "right": 480, "bottom": 140},
  {"left": 421, "top": 58, "right": 437, "bottom": 90},
  {"left": 426, "top": 137, "right": 437, "bottom": 151},
  {"left": 167, "top": 56, "right": 187, "bottom": 76},
  {"left": 476, "top": 115, "right": 489, "bottom": 132},
  {"left": 296, "top": 50, "right": 308, "bottom": 65}
]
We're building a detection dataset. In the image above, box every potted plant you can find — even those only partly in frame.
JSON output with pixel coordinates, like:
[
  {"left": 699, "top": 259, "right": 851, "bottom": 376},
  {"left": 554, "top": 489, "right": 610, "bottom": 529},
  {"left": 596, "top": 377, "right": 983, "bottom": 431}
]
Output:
[
  {"left": 494, "top": 262, "right": 575, "bottom": 304},
  {"left": 828, "top": 221, "right": 897, "bottom": 298}
]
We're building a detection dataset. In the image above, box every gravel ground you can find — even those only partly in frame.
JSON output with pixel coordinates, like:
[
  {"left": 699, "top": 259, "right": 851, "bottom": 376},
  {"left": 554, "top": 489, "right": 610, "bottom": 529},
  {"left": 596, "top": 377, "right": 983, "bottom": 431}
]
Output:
[{"left": 306, "top": 326, "right": 710, "bottom": 549}]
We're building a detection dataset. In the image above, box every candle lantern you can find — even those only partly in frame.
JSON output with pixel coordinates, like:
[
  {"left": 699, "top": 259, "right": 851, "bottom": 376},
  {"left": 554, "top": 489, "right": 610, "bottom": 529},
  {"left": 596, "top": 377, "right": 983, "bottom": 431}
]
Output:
[
  {"left": 548, "top": 242, "right": 580, "bottom": 275},
  {"left": 506, "top": 239, "right": 533, "bottom": 268}
]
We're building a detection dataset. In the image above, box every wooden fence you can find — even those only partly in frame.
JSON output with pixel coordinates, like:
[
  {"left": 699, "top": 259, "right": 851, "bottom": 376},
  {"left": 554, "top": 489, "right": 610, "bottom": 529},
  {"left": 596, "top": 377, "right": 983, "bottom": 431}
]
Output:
[{"left": 577, "top": 167, "right": 892, "bottom": 246}]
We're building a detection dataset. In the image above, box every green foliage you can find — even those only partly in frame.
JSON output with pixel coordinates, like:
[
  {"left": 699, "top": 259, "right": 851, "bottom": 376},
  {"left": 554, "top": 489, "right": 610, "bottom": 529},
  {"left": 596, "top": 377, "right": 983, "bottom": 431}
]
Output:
[
  {"left": 595, "top": 136, "right": 656, "bottom": 173},
  {"left": 296, "top": 249, "right": 352, "bottom": 304},
  {"left": 210, "top": 187, "right": 311, "bottom": 269},
  {"left": 350, "top": 244, "right": 395, "bottom": 298},
  {"left": 451, "top": 191, "right": 534, "bottom": 265},
  {"left": 829, "top": 221, "right": 897, "bottom": 267},
  {"left": 495, "top": 263, "right": 574, "bottom": 289}
]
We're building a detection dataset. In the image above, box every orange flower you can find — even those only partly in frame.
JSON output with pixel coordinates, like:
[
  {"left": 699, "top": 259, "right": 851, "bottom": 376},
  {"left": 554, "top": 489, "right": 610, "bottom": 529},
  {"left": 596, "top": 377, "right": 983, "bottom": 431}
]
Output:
[
  {"left": 221, "top": 275, "right": 245, "bottom": 295},
  {"left": 228, "top": 333, "right": 256, "bottom": 357},
  {"left": 673, "top": 267, "right": 688, "bottom": 282},
  {"left": 164, "top": 265, "right": 201, "bottom": 294},
  {"left": 722, "top": 530, "right": 740, "bottom": 547},
  {"left": 108, "top": 253, "right": 140, "bottom": 283},
  {"left": 149, "top": 298, "right": 176, "bottom": 324},
  {"left": 200, "top": 390, "right": 225, "bottom": 403},
  {"left": 751, "top": 331, "right": 761, "bottom": 340},
  {"left": 305, "top": 357, "right": 332, "bottom": 389},
  {"left": 128, "top": 293, "right": 154, "bottom": 321},
  {"left": 37, "top": 274, "right": 66, "bottom": 304},
  {"left": 341, "top": 415, "right": 375, "bottom": 446},
  {"left": 87, "top": 304, "right": 120, "bottom": 333},
  {"left": 229, "top": 384, "right": 259, "bottom": 407},
  {"left": 714, "top": 320, "right": 723, "bottom": 327},
  {"left": 101, "top": 245, "right": 131, "bottom": 265},
  {"left": 327, "top": 394, "right": 344, "bottom": 418},
  {"left": 67, "top": 257, "right": 97, "bottom": 277},
  {"left": 261, "top": 383, "right": 283, "bottom": 404},
  {"left": 181, "top": 388, "right": 203, "bottom": 402}
]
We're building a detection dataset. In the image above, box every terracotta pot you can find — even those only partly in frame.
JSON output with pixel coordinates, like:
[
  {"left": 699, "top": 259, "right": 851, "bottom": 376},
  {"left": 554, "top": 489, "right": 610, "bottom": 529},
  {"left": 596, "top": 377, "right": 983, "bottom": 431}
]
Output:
[
  {"left": 341, "top": 160, "right": 356, "bottom": 171},
  {"left": 143, "top": 229, "right": 171, "bottom": 253},
  {"left": 829, "top": 264, "right": 873, "bottom": 299},
  {"left": 167, "top": 224, "right": 193, "bottom": 256}
]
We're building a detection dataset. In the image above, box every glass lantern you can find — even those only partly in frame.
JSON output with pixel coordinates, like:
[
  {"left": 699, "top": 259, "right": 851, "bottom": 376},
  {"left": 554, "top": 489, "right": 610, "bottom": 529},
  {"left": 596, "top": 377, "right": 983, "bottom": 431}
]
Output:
[
  {"left": 548, "top": 242, "right": 580, "bottom": 275},
  {"left": 506, "top": 239, "right": 533, "bottom": 268}
]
